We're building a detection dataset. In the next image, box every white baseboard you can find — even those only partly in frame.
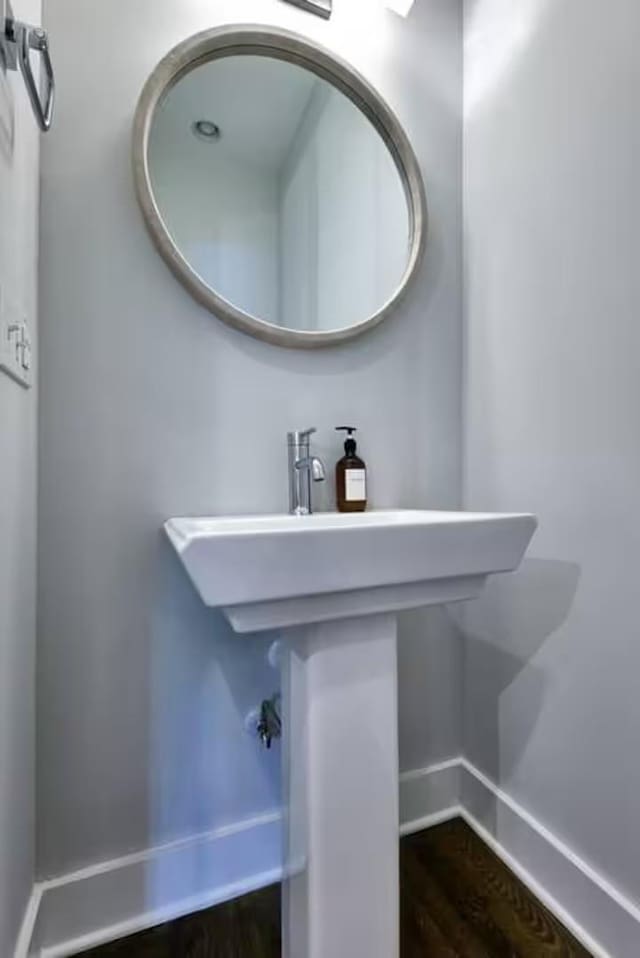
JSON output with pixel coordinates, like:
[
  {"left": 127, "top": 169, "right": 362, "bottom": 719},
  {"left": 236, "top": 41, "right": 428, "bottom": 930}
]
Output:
[
  {"left": 399, "top": 757, "right": 461, "bottom": 835},
  {"left": 29, "top": 811, "right": 283, "bottom": 957},
  {"left": 23, "top": 759, "right": 640, "bottom": 958},
  {"left": 460, "top": 759, "right": 640, "bottom": 958},
  {"left": 13, "top": 886, "right": 42, "bottom": 958}
]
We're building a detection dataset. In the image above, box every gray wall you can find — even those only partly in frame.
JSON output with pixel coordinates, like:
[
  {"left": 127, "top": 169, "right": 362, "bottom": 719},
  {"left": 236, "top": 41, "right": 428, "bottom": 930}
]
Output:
[
  {"left": 464, "top": 0, "right": 640, "bottom": 905},
  {"left": 280, "top": 82, "right": 408, "bottom": 331},
  {"left": 0, "top": 0, "right": 40, "bottom": 950},
  {"left": 38, "top": 0, "right": 463, "bottom": 877}
]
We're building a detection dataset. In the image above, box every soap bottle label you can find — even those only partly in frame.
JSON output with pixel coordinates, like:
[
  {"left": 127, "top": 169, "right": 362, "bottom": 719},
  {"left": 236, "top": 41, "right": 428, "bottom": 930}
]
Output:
[{"left": 345, "top": 469, "right": 366, "bottom": 502}]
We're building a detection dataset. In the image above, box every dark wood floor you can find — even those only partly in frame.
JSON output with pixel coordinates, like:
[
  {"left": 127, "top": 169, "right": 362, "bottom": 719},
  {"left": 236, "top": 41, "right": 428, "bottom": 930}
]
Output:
[
  {"left": 81, "top": 819, "right": 591, "bottom": 957},
  {"left": 401, "top": 820, "right": 590, "bottom": 957}
]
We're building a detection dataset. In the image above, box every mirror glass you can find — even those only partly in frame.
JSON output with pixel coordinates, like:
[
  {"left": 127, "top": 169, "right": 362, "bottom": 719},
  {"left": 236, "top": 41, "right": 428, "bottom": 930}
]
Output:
[{"left": 147, "top": 54, "right": 413, "bottom": 335}]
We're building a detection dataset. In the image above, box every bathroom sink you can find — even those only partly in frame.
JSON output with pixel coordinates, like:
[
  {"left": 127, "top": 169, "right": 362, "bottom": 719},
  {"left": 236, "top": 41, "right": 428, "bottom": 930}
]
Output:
[
  {"left": 165, "top": 507, "right": 536, "bottom": 958},
  {"left": 165, "top": 509, "right": 536, "bottom": 631}
]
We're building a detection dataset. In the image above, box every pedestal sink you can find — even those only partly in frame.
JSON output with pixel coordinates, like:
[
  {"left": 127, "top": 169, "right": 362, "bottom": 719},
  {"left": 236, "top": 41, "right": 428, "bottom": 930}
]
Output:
[{"left": 165, "top": 509, "right": 537, "bottom": 958}]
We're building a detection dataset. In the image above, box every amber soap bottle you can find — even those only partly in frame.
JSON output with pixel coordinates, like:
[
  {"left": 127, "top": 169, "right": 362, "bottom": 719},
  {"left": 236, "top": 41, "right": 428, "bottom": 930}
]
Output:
[{"left": 335, "top": 427, "right": 367, "bottom": 513}]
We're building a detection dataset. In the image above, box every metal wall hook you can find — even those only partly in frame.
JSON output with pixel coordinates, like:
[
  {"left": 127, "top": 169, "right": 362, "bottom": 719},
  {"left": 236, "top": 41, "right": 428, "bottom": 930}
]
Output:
[{"left": 1, "top": 1, "right": 55, "bottom": 131}]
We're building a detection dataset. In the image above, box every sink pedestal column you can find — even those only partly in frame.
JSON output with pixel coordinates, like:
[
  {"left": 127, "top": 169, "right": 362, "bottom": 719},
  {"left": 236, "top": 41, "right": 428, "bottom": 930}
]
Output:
[{"left": 282, "top": 614, "right": 399, "bottom": 958}]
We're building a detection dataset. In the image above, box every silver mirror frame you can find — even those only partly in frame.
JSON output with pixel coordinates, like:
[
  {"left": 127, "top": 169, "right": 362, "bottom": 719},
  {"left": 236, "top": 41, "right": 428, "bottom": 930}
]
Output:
[{"left": 132, "top": 25, "right": 428, "bottom": 349}]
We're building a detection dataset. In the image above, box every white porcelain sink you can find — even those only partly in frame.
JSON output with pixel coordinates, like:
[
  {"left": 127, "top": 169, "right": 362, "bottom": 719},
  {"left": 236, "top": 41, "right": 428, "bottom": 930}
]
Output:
[
  {"left": 165, "top": 509, "right": 536, "bottom": 631},
  {"left": 165, "top": 508, "right": 536, "bottom": 958}
]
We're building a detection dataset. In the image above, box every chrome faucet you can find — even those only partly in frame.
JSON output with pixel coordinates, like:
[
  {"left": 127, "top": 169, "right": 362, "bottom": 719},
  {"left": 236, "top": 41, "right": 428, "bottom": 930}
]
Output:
[{"left": 288, "top": 428, "right": 326, "bottom": 515}]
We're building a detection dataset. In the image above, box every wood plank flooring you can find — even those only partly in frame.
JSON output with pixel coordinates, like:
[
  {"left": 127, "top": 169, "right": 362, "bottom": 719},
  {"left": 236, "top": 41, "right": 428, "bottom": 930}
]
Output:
[
  {"left": 80, "top": 819, "right": 591, "bottom": 957},
  {"left": 401, "top": 820, "right": 590, "bottom": 957}
]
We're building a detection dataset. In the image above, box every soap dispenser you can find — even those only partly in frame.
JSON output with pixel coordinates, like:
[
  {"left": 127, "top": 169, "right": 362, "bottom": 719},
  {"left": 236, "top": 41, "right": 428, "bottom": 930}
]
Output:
[{"left": 335, "top": 427, "right": 367, "bottom": 513}]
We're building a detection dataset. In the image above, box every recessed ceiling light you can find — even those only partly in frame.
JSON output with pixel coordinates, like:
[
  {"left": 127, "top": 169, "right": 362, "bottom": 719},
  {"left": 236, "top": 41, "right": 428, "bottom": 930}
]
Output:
[{"left": 192, "top": 120, "right": 221, "bottom": 142}]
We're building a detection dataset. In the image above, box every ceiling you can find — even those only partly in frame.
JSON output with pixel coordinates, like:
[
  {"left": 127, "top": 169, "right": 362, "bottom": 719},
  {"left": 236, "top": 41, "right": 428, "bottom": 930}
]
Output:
[{"left": 153, "top": 55, "right": 320, "bottom": 173}]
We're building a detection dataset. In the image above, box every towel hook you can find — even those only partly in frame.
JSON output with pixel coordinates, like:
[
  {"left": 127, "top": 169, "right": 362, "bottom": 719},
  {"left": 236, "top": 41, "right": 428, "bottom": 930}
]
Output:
[{"left": 1, "top": 0, "right": 55, "bottom": 132}]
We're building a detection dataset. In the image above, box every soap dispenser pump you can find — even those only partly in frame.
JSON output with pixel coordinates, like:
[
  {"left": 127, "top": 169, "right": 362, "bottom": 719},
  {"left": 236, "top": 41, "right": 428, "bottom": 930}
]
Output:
[{"left": 335, "top": 427, "right": 367, "bottom": 513}]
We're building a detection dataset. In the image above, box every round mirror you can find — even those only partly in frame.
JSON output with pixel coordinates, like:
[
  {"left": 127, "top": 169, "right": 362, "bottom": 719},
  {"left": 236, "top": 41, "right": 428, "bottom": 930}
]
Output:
[{"left": 133, "top": 27, "right": 427, "bottom": 348}]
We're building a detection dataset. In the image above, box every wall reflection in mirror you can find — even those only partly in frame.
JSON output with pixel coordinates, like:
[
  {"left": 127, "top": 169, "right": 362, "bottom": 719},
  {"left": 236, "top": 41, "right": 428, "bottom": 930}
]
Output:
[{"left": 148, "top": 55, "right": 411, "bottom": 333}]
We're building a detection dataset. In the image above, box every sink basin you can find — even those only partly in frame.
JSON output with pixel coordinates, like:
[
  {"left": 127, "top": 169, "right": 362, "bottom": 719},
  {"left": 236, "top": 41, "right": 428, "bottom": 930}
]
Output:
[
  {"left": 165, "top": 509, "right": 536, "bottom": 631},
  {"left": 165, "top": 508, "right": 537, "bottom": 958}
]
